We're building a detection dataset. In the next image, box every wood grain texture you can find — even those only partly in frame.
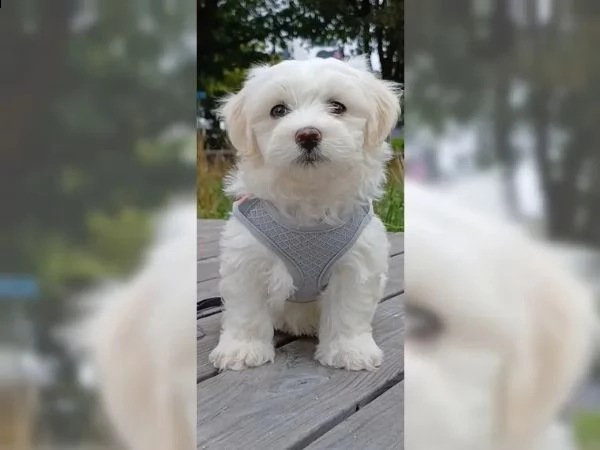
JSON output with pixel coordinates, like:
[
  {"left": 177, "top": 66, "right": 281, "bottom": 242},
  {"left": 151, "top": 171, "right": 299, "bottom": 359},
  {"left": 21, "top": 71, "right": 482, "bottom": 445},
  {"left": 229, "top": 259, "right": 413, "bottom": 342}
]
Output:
[
  {"left": 304, "top": 382, "right": 404, "bottom": 450},
  {"left": 198, "top": 326, "right": 297, "bottom": 382},
  {"left": 388, "top": 233, "right": 404, "bottom": 256},
  {"left": 197, "top": 259, "right": 219, "bottom": 283},
  {"left": 385, "top": 254, "right": 405, "bottom": 297},
  {"left": 197, "top": 242, "right": 220, "bottom": 261},
  {"left": 198, "top": 219, "right": 226, "bottom": 231},
  {"left": 196, "top": 220, "right": 405, "bottom": 448},
  {"left": 197, "top": 232, "right": 221, "bottom": 245},
  {"left": 197, "top": 253, "right": 404, "bottom": 380},
  {"left": 196, "top": 222, "right": 221, "bottom": 261},
  {"left": 197, "top": 295, "right": 404, "bottom": 450},
  {"left": 197, "top": 278, "right": 219, "bottom": 300}
]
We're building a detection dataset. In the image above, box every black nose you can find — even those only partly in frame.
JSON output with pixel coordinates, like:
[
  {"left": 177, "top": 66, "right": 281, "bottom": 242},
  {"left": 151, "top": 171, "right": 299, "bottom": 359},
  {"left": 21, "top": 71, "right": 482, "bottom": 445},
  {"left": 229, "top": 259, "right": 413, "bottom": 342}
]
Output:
[{"left": 295, "top": 127, "right": 322, "bottom": 151}]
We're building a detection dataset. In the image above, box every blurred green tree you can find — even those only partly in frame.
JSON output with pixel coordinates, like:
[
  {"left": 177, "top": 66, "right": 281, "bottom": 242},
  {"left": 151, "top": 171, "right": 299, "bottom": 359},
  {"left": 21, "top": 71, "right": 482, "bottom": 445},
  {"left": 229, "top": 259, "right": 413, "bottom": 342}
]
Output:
[
  {"left": 198, "top": 0, "right": 404, "bottom": 85},
  {"left": 198, "top": 0, "right": 273, "bottom": 89},
  {"left": 406, "top": 0, "right": 600, "bottom": 246},
  {"left": 197, "top": 0, "right": 403, "bottom": 150},
  {"left": 280, "top": 0, "right": 403, "bottom": 82},
  {"left": 0, "top": 0, "right": 195, "bottom": 443}
]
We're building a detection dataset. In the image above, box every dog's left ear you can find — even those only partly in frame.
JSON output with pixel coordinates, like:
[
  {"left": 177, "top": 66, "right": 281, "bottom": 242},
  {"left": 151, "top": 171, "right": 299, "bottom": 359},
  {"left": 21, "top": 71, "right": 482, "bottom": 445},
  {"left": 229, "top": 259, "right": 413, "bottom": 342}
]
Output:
[
  {"left": 497, "top": 253, "right": 597, "bottom": 447},
  {"left": 365, "top": 78, "right": 402, "bottom": 148}
]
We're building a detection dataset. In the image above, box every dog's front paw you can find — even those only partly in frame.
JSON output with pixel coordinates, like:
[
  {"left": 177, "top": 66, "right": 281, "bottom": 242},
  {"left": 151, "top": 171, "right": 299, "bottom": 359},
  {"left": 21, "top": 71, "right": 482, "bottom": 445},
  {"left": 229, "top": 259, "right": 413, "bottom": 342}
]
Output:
[
  {"left": 209, "top": 338, "right": 275, "bottom": 371},
  {"left": 315, "top": 334, "right": 383, "bottom": 371}
]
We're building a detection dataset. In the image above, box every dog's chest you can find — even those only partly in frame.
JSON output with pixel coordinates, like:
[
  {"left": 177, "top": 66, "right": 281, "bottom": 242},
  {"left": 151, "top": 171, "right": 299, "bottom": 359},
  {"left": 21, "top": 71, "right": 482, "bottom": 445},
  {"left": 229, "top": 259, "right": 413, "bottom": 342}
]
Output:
[{"left": 233, "top": 198, "right": 372, "bottom": 302}]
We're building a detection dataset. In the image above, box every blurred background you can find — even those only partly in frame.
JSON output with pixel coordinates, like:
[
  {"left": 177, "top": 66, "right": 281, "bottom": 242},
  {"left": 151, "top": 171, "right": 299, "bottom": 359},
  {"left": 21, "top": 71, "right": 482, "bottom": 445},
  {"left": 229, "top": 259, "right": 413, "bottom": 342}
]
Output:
[
  {"left": 9, "top": 0, "right": 600, "bottom": 447},
  {"left": 405, "top": 0, "right": 600, "bottom": 448},
  {"left": 197, "top": 0, "right": 403, "bottom": 232},
  {"left": 0, "top": 1, "right": 196, "bottom": 448}
]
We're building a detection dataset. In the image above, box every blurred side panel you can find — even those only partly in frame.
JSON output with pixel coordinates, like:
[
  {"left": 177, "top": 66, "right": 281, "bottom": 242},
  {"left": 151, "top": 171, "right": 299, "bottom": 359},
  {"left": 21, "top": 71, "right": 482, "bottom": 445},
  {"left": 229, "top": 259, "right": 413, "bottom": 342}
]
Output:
[
  {"left": 406, "top": 0, "right": 600, "bottom": 448},
  {"left": 0, "top": 0, "right": 196, "bottom": 448}
]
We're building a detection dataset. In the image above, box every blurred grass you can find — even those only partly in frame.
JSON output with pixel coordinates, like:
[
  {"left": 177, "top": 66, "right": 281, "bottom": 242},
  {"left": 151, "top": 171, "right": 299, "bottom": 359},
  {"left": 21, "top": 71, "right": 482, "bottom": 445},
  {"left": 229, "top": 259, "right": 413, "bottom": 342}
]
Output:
[
  {"left": 575, "top": 412, "right": 600, "bottom": 450},
  {"left": 197, "top": 138, "right": 404, "bottom": 232},
  {"left": 375, "top": 138, "right": 403, "bottom": 232},
  {"left": 197, "top": 137, "right": 234, "bottom": 219}
]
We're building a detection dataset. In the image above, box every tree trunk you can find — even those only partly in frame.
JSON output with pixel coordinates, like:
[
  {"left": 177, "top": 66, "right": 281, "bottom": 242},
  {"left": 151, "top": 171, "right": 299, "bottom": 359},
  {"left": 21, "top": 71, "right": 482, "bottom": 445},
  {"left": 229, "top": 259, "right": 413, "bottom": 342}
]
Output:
[
  {"left": 0, "top": 0, "right": 73, "bottom": 177},
  {"left": 489, "top": 0, "right": 519, "bottom": 217},
  {"left": 360, "top": 0, "right": 372, "bottom": 71},
  {"left": 527, "top": 0, "right": 599, "bottom": 246}
]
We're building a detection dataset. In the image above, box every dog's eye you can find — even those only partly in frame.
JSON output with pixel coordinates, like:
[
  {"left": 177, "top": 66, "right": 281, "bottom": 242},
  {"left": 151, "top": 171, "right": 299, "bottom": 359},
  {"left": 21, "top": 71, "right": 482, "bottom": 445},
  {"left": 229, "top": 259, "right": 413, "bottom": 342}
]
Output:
[
  {"left": 328, "top": 100, "right": 346, "bottom": 115},
  {"left": 270, "top": 104, "right": 289, "bottom": 118},
  {"left": 405, "top": 303, "right": 444, "bottom": 341}
]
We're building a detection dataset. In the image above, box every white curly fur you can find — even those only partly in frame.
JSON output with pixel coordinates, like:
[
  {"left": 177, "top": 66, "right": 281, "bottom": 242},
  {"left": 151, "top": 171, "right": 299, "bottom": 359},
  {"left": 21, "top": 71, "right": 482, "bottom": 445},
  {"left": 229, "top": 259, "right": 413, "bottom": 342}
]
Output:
[
  {"left": 66, "top": 200, "right": 197, "bottom": 450},
  {"left": 209, "top": 58, "right": 401, "bottom": 371}
]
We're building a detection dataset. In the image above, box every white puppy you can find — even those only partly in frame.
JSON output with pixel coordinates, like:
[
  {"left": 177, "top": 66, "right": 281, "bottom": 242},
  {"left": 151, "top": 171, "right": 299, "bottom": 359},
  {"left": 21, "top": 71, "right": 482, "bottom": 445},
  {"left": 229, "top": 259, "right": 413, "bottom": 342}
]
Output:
[
  {"left": 404, "top": 181, "right": 598, "bottom": 450},
  {"left": 67, "top": 201, "right": 197, "bottom": 450},
  {"left": 209, "top": 58, "right": 401, "bottom": 371}
]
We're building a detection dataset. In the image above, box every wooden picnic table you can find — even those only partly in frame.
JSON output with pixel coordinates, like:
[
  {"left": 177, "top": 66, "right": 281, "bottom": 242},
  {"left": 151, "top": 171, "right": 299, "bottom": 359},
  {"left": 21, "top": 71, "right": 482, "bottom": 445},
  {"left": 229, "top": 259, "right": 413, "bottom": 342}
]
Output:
[{"left": 197, "top": 219, "right": 404, "bottom": 450}]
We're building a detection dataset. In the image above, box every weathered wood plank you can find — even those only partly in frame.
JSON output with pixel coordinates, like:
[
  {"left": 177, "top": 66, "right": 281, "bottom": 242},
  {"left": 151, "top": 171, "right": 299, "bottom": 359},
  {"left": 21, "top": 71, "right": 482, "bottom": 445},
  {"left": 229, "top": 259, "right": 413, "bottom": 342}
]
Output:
[
  {"left": 197, "top": 234, "right": 221, "bottom": 245},
  {"left": 197, "top": 219, "right": 226, "bottom": 231},
  {"left": 388, "top": 233, "right": 404, "bottom": 256},
  {"left": 197, "top": 278, "right": 220, "bottom": 300},
  {"left": 197, "top": 221, "right": 222, "bottom": 259},
  {"left": 197, "top": 242, "right": 220, "bottom": 261},
  {"left": 197, "top": 295, "right": 404, "bottom": 449},
  {"left": 197, "top": 323, "right": 206, "bottom": 340},
  {"left": 197, "top": 323, "right": 296, "bottom": 382},
  {"left": 384, "top": 254, "right": 404, "bottom": 297},
  {"left": 304, "top": 382, "right": 404, "bottom": 450},
  {"left": 197, "top": 254, "right": 404, "bottom": 380},
  {"left": 197, "top": 259, "right": 219, "bottom": 283}
]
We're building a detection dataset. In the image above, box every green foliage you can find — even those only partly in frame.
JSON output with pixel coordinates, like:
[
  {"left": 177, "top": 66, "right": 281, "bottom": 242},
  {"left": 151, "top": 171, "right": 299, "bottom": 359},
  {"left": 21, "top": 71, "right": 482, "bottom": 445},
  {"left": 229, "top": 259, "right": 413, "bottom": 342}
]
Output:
[
  {"left": 198, "top": 0, "right": 403, "bottom": 89},
  {"left": 198, "top": 0, "right": 273, "bottom": 90},
  {"left": 391, "top": 137, "right": 404, "bottom": 155},
  {"left": 198, "top": 0, "right": 403, "bottom": 149},
  {"left": 405, "top": 0, "right": 486, "bottom": 129},
  {"left": 1, "top": 2, "right": 195, "bottom": 442},
  {"left": 198, "top": 158, "right": 404, "bottom": 233},
  {"left": 372, "top": 138, "right": 404, "bottom": 232},
  {"left": 198, "top": 176, "right": 235, "bottom": 219},
  {"left": 37, "top": 209, "right": 152, "bottom": 288},
  {"left": 3, "top": 1, "right": 196, "bottom": 279},
  {"left": 407, "top": 0, "right": 600, "bottom": 245},
  {"left": 574, "top": 412, "right": 600, "bottom": 450},
  {"left": 374, "top": 173, "right": 404, "bottom": 232},
  {"left": 279, "top": 0, "right": 403, "bottom": 82}
]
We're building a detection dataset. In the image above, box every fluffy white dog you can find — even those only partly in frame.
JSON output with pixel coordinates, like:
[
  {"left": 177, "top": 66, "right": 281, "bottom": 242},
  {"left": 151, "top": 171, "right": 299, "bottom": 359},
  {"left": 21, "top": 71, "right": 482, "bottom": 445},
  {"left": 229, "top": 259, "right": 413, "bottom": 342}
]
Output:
[
  {"left": 404, "top": 181, "right": 598, "bottom": 450},
  {"left": 67, "top": 201, "right": 197, "bottom": 450},
  {"left": 209, "top": 57, "right": 401, "bottom": 371}
]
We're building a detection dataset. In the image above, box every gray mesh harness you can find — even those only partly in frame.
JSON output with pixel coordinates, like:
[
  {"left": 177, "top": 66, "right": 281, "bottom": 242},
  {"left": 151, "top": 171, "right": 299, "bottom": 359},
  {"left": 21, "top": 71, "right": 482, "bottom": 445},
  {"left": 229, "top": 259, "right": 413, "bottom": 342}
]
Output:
[{"left": 232, "top": 198, "right": 373, "bottom": 302}]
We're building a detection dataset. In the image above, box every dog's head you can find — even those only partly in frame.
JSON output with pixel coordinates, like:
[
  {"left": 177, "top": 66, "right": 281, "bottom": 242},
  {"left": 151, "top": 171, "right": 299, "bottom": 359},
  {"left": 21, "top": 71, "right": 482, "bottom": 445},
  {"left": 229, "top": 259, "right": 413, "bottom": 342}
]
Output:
[
  {"left": 218, "top": 58, "right": 400, "bottom": 182},
  {"left": 404, "top": 182, "right": 598, "bottom": 450}
]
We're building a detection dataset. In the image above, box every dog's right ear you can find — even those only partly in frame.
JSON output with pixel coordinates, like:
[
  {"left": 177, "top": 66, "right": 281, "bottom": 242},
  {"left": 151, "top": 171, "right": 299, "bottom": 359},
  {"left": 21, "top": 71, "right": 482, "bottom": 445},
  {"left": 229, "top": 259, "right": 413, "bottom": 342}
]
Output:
[
  {"left": 217, "top": 66, "right": 270, "bottom": 161},
  {"left": 216, "top": 90, "right": 257, "bottom": 160}
]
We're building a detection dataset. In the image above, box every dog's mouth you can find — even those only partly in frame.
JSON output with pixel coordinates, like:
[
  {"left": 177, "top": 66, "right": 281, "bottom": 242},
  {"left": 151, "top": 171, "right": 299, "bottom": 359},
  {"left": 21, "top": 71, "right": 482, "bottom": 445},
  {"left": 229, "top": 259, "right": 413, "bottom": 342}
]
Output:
[{"left": 294, "top": 149, "right": 328, "bottom": 167}]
